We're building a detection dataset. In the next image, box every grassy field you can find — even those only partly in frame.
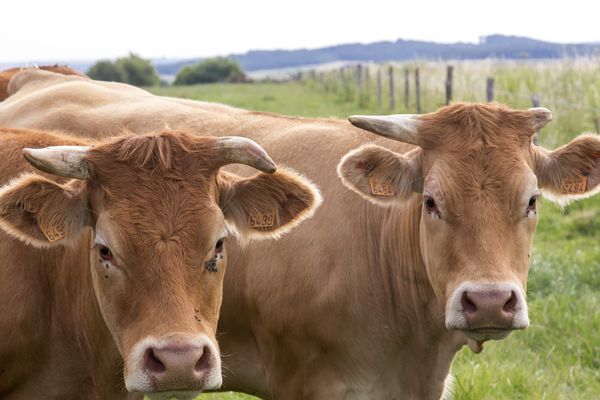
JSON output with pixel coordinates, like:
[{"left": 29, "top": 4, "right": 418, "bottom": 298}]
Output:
[{"left": 147, "top": 60, "right": 600, "bottom": 399}]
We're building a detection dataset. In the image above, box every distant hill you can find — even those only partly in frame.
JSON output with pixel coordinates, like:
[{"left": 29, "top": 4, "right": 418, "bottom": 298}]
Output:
[
  {"left": 2, "top": 35, "right": 599, "bottom": 78},
  {"left": 156, "top": 35, "right": 600, "bottom": 75}
]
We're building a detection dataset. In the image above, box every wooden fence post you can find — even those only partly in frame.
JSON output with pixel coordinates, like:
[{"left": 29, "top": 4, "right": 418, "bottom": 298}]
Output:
[
  {"left": 404, "top": 68, "right": 409, "bottom": 109},
  {"left": 376, "top": 68, "right": 383, "bottom": 110},
  {"left": 388, "top": 65, "right": 396, "bottom": 111},
  {"left": 486, "top": 77, "right": 495, "bottom": 102},
  {"left": 531, "top": 93, "right": 540, "bottom": 108},
  {"left": 531, "top": 93, "right": 541, "bottom": 144},
  {"left": 356, "top": 64, "right": 363, "bottom": 91},
  {"left": 415, "top": 68, "right": 421, "bottom": 114},
  {"left": 445, "top": 65, "right": 454, "bottom": 105}
]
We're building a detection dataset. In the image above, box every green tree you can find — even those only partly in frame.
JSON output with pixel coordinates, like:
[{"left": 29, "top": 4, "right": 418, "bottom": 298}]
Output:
[
  {"left": 115, "top": 53, "right": 160, "bottom": 86},
  {"left": 174, "top": 58, "right": 245, "bottom": 85},
  {"left": 87, "top": 60, "right": 127, "bottom": 82}
]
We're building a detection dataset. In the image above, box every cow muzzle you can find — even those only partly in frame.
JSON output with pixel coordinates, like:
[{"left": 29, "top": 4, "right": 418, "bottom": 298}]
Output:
[
  {"left": 445, "top": 282, "right": 529, "bottom": 342},
  {"left": 125, "top": 333, "right": 222, "bottom": 398}
]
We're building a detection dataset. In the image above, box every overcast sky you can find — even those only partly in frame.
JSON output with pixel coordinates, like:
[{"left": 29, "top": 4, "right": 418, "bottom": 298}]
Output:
[{"left": 2, "top": 0, "right": 599, "bottom": 63}]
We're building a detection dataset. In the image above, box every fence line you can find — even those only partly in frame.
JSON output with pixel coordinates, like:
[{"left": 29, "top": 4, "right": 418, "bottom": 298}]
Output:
[
  {"left": 494, "top": 89, "right": 600, "bottom": 113},
  {"left": 299, "top": 64, "right": 600, "bottom": 116}
]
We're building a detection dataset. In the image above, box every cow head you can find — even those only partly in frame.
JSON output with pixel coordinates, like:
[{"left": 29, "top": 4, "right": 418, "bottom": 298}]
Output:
[
  {"left": 0, "top": 132, "right": 321, "bottom": 398},
  {"left": 338, "top": 103, "right": 600, "bottom": 351}
]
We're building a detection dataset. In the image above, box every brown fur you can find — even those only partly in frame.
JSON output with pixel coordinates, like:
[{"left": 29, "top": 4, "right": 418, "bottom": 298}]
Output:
[
  {"left": 1, "top": 72, "right": 599, "bottom": 399},
  {"left": 0, "top": 128, "right": 320, "bottom": 399},
  {"left": 418, "top": 102, "right": 535, "bottom": 150}
]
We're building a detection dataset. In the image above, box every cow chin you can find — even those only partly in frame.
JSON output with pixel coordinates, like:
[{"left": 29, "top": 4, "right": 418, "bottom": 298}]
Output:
[
  {"left": 461, "top": 327, "right": 513, "bottom": 342},
  {"left": 144, "top": 390, "right": 203, "bottom": 400}
]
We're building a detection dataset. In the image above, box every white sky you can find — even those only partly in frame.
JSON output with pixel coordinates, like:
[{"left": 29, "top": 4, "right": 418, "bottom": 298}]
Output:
[{"left": 2, "top": 0, "right": 599, "bottom": 63}]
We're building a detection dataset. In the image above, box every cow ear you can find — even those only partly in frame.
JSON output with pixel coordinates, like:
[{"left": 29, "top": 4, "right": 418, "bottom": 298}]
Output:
[
  {"left": 217, "top": 168, "right": 322, "bottom": 242},
  {"left": 534, "top": 134, "right": 600, "bottom": 205},
  {"left": 0, "top": 175, "right": 88, "bottom": 247},
  {"left": 337, "top": 144, "right": 422, "bottom": 205}
]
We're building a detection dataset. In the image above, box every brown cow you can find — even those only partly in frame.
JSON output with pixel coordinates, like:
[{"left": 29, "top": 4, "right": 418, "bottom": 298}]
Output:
[
  {"left": 0, "top": 65, "right": 85, "bottom": 101},
  {"left": 1, "top": 70, "right": 599, "bottom": 399},
  {"left": 0, "top": 127, "right": 321, "bottom": 399}
]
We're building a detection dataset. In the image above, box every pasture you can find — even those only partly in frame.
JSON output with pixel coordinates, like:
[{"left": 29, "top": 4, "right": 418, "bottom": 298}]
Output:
[{"left": 148, "top": 59, "right": 600, "bottom": 399}]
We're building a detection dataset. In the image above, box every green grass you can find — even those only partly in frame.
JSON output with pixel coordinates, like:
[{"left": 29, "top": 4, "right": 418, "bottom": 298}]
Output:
[
  {"left": 150, "top": 82, "right": 367, "bottom": 118},
  {"left": 146, "top": 60, "right": 600, "bottom": 399}
]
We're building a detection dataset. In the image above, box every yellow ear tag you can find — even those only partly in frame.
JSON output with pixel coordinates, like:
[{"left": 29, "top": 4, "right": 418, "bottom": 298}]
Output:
[
  {"left": 38, "top": 220, "right": 66, "bottom": 243},
  {"left": 561, "top": 175, "right": 587, "bottom": 195},
  {"left": 369, "top": 176, "right": 395, "bottom": 196},
  {"left": 248, "top": 210, "right": 275, "bottom": 228}
]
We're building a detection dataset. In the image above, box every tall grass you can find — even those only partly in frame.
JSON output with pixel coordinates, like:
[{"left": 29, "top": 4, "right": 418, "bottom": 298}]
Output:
[
  {"left": 303, "top": 58, "right": 600, "bottom": 148},
  {"left": 147, "top": 58, "right": 600, "bottom": 399}
]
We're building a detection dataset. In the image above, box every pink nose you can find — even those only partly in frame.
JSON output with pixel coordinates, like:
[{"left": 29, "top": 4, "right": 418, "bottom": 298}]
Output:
[
  {"left": 144, "top": 343, "right": 213, "bottom": 389},
  {"left": 461, "top": 289, "right": 517, "bottom": 328}
]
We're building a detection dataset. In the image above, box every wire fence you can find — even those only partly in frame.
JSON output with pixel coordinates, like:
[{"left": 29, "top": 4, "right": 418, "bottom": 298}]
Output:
[{"left": 296, "top": 60, "right": 600, "bottom": 142}]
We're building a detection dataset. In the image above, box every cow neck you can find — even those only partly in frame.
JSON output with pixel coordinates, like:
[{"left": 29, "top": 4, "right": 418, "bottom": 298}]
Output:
[
  {"left": 362, "top": 194, "right": 446, "bottom": 336},
  {"left": 358, "top": 196, "right": 462, "bottom": 397},
  {"left": 46, "top": 229, "right": 126, "bottom": 396}
]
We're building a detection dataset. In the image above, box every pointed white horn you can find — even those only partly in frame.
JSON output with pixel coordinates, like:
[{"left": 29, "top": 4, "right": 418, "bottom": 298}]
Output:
[
  {"left": 348, "top": 114, "right": 421, "bottom": 145},
  {"left": 22, "top": 146, "right": 91, "bottom": 179},
  {"left": 528, "top": 107, "right": 552, "bottom": 131},
  {"left": 217, "top": 136, "right": 277, "bottom": 173}
]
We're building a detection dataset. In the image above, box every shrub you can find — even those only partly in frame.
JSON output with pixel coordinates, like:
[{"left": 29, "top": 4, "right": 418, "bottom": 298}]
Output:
[
  {"left": 115, "top": 53, "right": 160, "bottom": 86},
  {"left": 87, "top": 60, "right": 127, "bottom": 82},
  {"left": 87, "top": 53, "right": 159, "bottom": 87},
  {"left": 174, "top": 58, "right": 245, "bottom": 85}
]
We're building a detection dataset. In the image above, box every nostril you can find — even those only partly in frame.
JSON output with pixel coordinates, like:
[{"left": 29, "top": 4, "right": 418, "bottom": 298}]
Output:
[
  {"left": 194, "top": 345, "right": 211, "bottom": 373},
  {"left": 461, "top": 292, "right": 477, "bottom": 314},
  {"left": 503, "top": 291, "right": 518, "bottom": 313},
  {"left": 144, "top": 348, "right": 166, "bottom": 373}
]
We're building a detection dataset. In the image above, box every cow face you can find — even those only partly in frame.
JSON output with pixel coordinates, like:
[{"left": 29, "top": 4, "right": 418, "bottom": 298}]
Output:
[
  {"left": 339, "top": 104, "right": 600, "bottom": 349},
  {"left": 0, "top": 132, "right": 321, "bottom": 398}
]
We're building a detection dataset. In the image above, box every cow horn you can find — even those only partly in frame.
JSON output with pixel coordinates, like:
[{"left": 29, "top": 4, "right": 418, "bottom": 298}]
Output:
[
  {"left": 22, "top": 146, "right": 91, "bottom": 179},
  {"left": 528, "top": 107, "right": 552, "bottom": 131},
  {"left": 348, "top": 114, "right": 421, "bottom": 145},
  {"left": 216, "top": 136, "right": 277, "bottom": 173}
]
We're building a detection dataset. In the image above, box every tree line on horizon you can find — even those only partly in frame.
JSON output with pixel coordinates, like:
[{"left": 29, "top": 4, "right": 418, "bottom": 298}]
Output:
[{"left": 87, "top": 53, "right": 246, "bottom": 86}]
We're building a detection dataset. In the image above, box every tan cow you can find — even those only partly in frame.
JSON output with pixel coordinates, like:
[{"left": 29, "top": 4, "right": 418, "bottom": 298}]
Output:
[
  {"left": 1, "top": 70, "right": 599, "bottom": 399},
  {"left": 0, "top": 65, "right": 85, "bottom": 101},
  {"left": 0, "top": 127, "right": 320, "bottom": 399}
]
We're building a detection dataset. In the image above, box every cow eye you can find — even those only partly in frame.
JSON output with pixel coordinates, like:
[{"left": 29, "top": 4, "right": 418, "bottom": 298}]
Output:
[
  {"left": 99, "top": 245, "right": 113, "bottom": 261},
  {"left": 215, "top": 238, "right": 225, "bottom": 254},
  {"left": 526, "top": 195, "right": 538, "bottom": 217},
  {"left": 424, "top": 196, "right": 441, "bottom": 218},
  {"left": 528, "top": 196, "right": 537, "bottom": 208}
]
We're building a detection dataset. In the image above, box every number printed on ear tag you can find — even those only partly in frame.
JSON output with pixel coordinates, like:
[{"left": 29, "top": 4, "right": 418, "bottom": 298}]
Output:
[
  {"left": 369, "top": 176, "right": 395, "bottom": 196},
  {"left": 561, "top": 175, "right": 587, "bottom": 195},
  {"left": 248, "top": 210, "right": 275, "bottom": 228},
  {"left": 38, "top": 221, "right": 66, "bottom": 242}
]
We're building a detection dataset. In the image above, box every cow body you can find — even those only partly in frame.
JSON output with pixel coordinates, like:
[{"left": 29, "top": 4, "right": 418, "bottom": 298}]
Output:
[
  {"left": 0, "top": 65, "right": 85, "bottom": 101},
  {"left": 2, "top": 70, "right": 599, "bottom": 399}
]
